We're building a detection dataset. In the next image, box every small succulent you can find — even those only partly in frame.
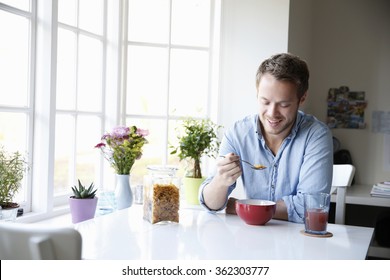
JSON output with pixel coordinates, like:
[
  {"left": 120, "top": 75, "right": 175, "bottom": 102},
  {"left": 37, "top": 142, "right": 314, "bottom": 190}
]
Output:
[{"left": 71, "top": 179, "right": 97, "bottom": 199}]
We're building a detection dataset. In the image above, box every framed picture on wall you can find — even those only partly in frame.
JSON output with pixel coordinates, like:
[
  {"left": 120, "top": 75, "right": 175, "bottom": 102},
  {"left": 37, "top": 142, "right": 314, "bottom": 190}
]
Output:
[{"left": 327, "top": 86, "right": 367, "bottom": 129}]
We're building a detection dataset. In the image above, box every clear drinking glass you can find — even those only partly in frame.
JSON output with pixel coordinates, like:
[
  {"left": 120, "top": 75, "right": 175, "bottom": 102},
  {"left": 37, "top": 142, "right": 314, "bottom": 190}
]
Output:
[{"left": 304, "top": 192, "right": 331, "bottom": 235}]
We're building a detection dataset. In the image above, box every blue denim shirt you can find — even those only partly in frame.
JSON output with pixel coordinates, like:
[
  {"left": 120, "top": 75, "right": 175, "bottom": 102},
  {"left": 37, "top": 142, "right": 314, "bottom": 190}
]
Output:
[{"left": 199, "top": 111, "right": 333, "bottom": 223}]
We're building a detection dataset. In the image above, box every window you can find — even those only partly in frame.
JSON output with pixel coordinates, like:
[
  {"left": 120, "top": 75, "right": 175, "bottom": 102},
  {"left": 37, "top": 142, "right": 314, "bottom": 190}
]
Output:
[
  {"left": 0, "top": 1, "right": 34, "bottom": 210},
  {"left": 54, "top": 0, "right": 105, "bottom": 198},
  {"left": 125, "top": 0, "right": 220, "bottom": 184},
  {"left": 0, "top": 0, "right": 220, "bottom": 221}
]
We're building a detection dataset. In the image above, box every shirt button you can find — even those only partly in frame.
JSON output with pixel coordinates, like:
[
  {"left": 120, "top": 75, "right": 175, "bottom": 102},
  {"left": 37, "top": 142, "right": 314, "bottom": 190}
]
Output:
[{"left": 271, "top": 184, "right": 275, "bottom": 189}]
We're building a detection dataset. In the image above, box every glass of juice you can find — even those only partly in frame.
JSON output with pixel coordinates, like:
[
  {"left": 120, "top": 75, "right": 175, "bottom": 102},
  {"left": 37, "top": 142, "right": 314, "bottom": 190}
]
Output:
[{"left": 303, "top": 192, "right": 331, "bottom": 235}]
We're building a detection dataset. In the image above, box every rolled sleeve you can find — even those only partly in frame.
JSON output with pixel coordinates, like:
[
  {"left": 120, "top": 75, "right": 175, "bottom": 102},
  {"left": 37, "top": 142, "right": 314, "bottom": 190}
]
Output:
[
  {"left": 199, "top": 175, "right": 235, "bottom": 212},
  {"left": 283, "top": 194, "right": 305, "bottom": 223}
]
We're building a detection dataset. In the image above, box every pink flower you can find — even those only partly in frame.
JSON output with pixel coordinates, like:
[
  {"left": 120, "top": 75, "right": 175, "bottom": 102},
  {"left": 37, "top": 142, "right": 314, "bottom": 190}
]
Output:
[
  {"left": 101, "top": 133, "right": 110, "bottom": 140},
  {"left": 111, "top": 126, "right": 130, "bottom": 138},
  {"left": 94, "top": 143, "right": 106, "bottom": 148},
  {"left": 136, "top": 128, "right": 149, "bottom": 137}
]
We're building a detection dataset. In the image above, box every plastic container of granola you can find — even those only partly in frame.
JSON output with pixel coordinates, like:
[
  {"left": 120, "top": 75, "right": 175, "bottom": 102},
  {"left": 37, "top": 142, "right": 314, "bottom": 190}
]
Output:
[{"left": 143, "top": 165, "right": 180, "bottom": 224}]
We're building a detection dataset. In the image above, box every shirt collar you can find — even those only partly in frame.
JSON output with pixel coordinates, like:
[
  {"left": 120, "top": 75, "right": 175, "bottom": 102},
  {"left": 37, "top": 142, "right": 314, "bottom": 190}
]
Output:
[{"left": 290, "top": 110, "right": 304, "bottom": 138}]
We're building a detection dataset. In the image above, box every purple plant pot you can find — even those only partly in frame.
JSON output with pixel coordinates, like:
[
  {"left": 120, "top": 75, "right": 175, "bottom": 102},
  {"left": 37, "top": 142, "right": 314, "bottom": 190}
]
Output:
[{"left": 69, "top": 197, "right": 98, "bottom": 223}]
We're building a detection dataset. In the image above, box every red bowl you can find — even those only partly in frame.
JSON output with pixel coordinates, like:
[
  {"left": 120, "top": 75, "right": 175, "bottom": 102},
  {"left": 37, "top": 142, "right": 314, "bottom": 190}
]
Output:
[{"left": 235, "top": 199, "right": 276, "bottom": 225}]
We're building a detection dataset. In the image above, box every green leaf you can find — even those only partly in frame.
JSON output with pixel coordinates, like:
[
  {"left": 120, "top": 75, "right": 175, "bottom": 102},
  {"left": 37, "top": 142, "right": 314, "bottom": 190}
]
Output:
[{"left": 71, "top": 179, "right": 97, "bottom": 199}]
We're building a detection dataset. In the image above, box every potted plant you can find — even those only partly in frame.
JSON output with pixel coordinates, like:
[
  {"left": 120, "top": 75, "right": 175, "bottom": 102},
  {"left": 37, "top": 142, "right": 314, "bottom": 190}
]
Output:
[
  {"left": 69, "top": 179, "right": 98, "bottom": 223},
  {"left": 170, "top": 117, "right": 222, "bottom": 205},
  {"left": 0, "top": 146, "right": 28, "bottom": 221}
]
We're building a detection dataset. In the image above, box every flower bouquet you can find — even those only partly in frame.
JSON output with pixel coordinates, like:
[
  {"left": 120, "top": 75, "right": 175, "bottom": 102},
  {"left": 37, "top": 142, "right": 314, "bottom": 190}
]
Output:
[{"left": 95, "top": 125, "right": 149, "bottom": 175}]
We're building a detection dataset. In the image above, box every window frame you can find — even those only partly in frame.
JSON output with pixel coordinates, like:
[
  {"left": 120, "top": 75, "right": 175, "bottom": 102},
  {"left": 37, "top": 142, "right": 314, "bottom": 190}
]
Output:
[
  {"left": 0, "top": 0, "right": 220, "bottom": 222},
  {"left": 0, "top": 1, "right": 36, "bottom": 213}
]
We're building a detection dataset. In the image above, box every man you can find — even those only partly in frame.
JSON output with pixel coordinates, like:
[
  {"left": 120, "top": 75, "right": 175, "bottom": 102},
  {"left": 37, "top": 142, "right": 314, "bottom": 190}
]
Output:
[{"left": 199, "top": 53, "right": 333, "bottom": 223}]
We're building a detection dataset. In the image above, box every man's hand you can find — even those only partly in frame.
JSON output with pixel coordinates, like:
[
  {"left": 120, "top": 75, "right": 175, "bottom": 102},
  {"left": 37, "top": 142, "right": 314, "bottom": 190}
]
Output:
[{"left": 213, "top": 153, "right": 242, "bottom": 187}]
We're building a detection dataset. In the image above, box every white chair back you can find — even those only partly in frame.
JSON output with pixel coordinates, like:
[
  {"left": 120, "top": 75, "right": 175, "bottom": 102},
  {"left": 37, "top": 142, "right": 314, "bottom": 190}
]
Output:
[
  {"left": 331, "top": 164, "right": 356, "bottom": 224},
  {"left": 0, "top": 223, "right": 82, "bottom": 260}
]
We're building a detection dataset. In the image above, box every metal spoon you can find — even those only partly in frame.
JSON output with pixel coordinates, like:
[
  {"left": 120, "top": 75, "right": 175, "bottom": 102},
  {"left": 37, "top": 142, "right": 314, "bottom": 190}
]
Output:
[
  {"left": 219, "top": 156, "right": 266, "bottom": 170},
  {"left": 240, "top": 159, "right": 267, "bottom": 170}
]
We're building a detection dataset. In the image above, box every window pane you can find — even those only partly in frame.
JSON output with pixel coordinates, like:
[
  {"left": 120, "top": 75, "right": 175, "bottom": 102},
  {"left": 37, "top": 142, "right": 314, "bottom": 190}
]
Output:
[
  {"left": 171, "top": 0, "right": 210, "bottom": 47},
  {"left": 167, "top": 119, "right": 185, "bottom": 178},
  {"left": 56, "top": 28, "right": 77, "bottom": 110},
  {"left": 58, "top": 0, "right": 77, "bottom": 26},
  {"left": 79, "top": 0, "right": 104, "bottom": 35},
  {"left": 169, "top": 49, "right": 209, "bottom": 117},
  {"left": 1, "top": 0, "right": 30, "bottom": 11},
  {"left": 54, "top": 115, "right": 102, "bottom": 195},
  {"left": 128, "top": 0, "right": 170, "bottom": 44},
  {"left": 0, "top": 112, "right": 29, "bottom": 204},
  {"left": 77, "top": 34, "right": 103, "bottom": 112},
  {"left": 75, "top": 116, "right": 101, "bottom": 185},
  {"left": 126, "top": 45, "right": 168, "bottom": 115},
  {"left": 0, "top": 112, "right": 28, "bottom": 155},
  {"left": 54, "top": 115, "right": 75, "bottom": 194},
  {"left": 0, "top": 11, "right": 29, "bottom": 107}
]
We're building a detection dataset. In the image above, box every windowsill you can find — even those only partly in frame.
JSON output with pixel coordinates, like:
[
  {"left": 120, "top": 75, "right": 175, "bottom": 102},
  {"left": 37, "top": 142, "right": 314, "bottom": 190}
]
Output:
[
  {"left": 15, "top": 192, "right": 117, "bottom": 224},
  {"left": 33, "top": 212, "right": 73, "bottom": 226},
  {"left": 18, "top": 204, "right": 119, "bottom": 226},
  {"left": 15, "top": 205, "right": 70, "bottom": 224}
]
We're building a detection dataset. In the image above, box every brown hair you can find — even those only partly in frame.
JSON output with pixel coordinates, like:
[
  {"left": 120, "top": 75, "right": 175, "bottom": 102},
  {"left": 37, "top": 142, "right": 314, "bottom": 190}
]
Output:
[{"left": 256, "top": 53, "right": 309, "bottom": 99}]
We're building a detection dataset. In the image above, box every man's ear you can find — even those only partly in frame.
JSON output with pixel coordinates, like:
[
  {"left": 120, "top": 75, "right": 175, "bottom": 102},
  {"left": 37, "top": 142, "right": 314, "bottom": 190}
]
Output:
[{"left": 299, "top": 91, "right": 307, "bottom": 105}]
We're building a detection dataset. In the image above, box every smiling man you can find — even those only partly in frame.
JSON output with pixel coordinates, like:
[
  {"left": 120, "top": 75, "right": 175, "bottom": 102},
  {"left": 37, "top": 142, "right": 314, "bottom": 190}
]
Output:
[{"left": 200, "top": 53, "right": 333, "bottom": 223}]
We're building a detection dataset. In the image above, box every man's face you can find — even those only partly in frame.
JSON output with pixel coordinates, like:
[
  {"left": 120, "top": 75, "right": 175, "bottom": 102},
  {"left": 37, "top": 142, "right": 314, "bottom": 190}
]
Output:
[{"left": 257, "top": 73, "right": 306, "bottom": 140}]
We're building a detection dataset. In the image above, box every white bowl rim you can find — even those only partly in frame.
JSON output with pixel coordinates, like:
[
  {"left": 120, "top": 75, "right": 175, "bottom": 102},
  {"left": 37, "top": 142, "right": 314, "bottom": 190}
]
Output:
[{"left": 236, "top": 199, "right": 276, "bottom": 206}]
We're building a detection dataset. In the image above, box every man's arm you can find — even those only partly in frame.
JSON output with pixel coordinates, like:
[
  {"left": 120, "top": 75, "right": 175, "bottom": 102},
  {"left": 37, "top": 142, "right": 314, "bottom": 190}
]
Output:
[
  {"left": 283, "top": 124, "right": 333, "bottom": 222},
  {"left": 202, "top": 153, "right": 242, "bottom": 211}
]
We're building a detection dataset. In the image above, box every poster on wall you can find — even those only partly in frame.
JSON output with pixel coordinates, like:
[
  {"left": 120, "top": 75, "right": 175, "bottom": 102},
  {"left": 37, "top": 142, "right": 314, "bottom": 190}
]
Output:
[
  {"left": 372, "top": 111, "right": 390, "bottom": 171},
  {"left": 326, "top": 86, "right": 367, "bottom": 129}
]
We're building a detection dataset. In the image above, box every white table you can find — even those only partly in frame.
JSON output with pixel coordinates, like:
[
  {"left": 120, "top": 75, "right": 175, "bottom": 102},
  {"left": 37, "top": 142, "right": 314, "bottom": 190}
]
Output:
[
  {"left": 74, "top": 204, "right": 374, "bottom": 260},
  {"left": 331, "top": 184, "right": 390, "bottom": 259}
]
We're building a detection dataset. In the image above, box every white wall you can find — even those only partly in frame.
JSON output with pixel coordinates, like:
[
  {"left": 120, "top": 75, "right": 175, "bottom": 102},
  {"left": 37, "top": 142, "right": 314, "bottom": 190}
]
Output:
[
  {"left": 217, "top": 0, "right": 290, "bottom": 198},
  {"left": 218, "top": 0, "right": 290, "bottom": 129},
  {"left": 289, "top": 0, "right": 390, "bottom": 184}
]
